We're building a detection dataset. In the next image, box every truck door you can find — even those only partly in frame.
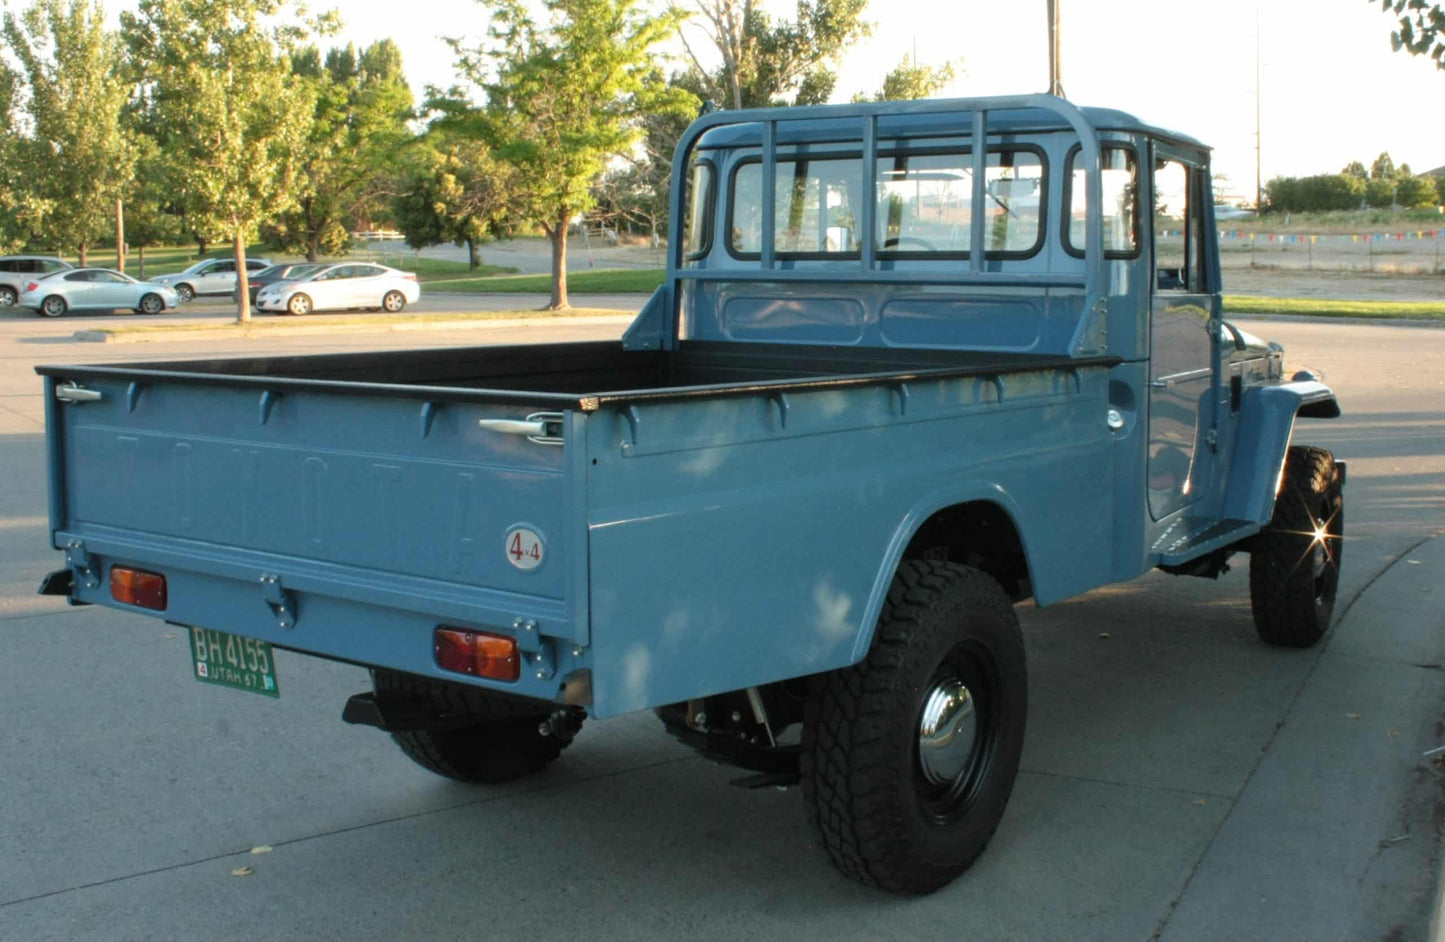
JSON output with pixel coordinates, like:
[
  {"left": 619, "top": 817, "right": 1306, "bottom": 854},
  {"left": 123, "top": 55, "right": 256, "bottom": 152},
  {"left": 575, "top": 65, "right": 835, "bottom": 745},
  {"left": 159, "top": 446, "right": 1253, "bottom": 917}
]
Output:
[{"left": 1147, "top": 145, "right": 1215, "bottom": 520}]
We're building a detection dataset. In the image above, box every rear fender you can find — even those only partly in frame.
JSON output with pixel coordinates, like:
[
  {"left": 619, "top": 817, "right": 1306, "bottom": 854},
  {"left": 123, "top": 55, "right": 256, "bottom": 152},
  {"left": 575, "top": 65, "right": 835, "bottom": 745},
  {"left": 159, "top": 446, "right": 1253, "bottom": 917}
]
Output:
[
  {"left": 1223, "top": 380, "right": 1339, "bottom": 525},
  {"left": 848, "top": 483, "right": 1035, "bottom": 664}
]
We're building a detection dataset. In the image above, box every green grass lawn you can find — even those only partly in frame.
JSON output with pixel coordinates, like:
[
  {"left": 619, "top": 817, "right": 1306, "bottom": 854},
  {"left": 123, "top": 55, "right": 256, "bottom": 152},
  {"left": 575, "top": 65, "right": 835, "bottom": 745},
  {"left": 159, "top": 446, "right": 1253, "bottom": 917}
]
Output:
[
  {"left": 1223, "top": 295, "right": 1445, "bottom": 319},
  {"left": 425, "top": 268, "right": 666, "bottom": 294},
  {"left": 56, "top": 244, "right": 516, "bottom": 281}
]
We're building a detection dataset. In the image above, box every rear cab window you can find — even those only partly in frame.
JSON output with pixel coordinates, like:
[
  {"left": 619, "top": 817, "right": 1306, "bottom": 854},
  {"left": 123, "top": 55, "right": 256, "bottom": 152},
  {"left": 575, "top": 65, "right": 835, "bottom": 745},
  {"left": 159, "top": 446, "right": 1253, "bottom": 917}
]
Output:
[{"left": 1063, "top": 145, "right": 1139, "bottom": 257}]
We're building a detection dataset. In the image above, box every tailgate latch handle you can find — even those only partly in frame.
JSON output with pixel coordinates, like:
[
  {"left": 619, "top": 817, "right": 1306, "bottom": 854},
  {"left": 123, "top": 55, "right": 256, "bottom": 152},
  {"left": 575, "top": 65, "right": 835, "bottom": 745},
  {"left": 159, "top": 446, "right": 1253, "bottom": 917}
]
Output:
[
  {"left": 55, "top": 382, "right": 102, "bottom": 404},
  {"left": 478, "top": 412, "right": 565, "bottom": 446}
]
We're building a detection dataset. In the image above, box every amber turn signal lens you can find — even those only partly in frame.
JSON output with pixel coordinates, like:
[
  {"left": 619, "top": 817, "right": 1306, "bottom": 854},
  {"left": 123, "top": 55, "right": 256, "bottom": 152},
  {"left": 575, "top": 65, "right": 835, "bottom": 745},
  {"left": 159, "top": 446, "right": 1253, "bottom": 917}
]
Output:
[
  {"left": 110, "top": 566, "right": 167, "bottom": 611},
  {"left": 434, "top": 627, "right": 520, "bottom": 682}
]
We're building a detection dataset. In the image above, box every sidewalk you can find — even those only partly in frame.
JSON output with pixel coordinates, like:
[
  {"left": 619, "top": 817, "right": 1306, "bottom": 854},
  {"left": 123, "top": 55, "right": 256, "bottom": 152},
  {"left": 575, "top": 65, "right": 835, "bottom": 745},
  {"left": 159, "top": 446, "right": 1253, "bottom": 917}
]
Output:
[{"left": 1157, "top": 535, "right": 1445, "bottom": 941}]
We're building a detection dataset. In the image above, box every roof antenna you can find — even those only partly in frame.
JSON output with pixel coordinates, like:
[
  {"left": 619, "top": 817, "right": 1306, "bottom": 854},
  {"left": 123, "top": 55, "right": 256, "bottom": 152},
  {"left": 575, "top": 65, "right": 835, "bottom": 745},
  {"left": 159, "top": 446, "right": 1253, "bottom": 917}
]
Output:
[{"left": 1047, "top": 0, "right": 1065, "bottom": 97}]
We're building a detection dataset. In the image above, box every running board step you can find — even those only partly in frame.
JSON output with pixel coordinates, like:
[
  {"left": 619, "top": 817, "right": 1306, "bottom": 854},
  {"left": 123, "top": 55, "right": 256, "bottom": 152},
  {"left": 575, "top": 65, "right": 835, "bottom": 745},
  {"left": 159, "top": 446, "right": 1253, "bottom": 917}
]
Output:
[{"left": 1157, "top": 519, "right": 1261, "bottom": 567}]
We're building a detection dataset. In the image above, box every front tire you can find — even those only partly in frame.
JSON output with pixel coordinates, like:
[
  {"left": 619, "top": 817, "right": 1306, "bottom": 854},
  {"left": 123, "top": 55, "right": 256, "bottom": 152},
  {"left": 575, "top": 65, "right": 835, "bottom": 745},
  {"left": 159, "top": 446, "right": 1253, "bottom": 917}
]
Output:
[
  {"left": 0, "top": 286, "right": 16, "bottom": 307},
  {"left": 372, "top": 669, "right": 577, "bottom": 784},
  {"left": 287, "top": 293, "right": 313, "bottom": 316},
  {"left": 175, "top": 283, "right": 195, "bottom": 302},
  {"left": 1249, "top": 445, "right": 1344, "bottom": 647},
  {"left": 40, "top": 295, "right": 67, "bottom": 318},
  {"left": 802, "top": 561, "right": 1027, "bottom": 894},
  {"left": 382, "top": 290, "right": 406, "bottom": 313},
  {"left": 138, "top": 293, "right": 164, "bottom": 315}
]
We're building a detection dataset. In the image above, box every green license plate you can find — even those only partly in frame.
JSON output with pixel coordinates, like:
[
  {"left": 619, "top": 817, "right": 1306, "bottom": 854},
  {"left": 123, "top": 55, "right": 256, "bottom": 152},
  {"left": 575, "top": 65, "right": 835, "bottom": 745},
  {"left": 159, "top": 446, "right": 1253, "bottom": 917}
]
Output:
[{"left": 188, "top": 627, "right": 279, "bottom": 697}]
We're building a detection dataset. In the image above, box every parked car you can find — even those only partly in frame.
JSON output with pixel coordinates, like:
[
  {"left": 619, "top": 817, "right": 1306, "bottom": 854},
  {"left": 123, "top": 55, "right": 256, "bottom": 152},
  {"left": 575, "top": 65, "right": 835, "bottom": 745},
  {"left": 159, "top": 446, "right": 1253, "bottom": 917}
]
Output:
[
  {"left": 18, "top": 267, "right": 181, "bottom": 316},
  {"left": 0, "top": 256, "right": 73, "bottom": 307},
  {"left": 255, "top": 262, "right": 419, "bottom": 315},
  {"left": 151, "top": 256, "right": 272, "bottom": 301},
  {"left": 235, "top": 263, "right": 328, "bottom": 306},
  {"left": 34, "top": 95, "right": 1345, "bottom": 895}
]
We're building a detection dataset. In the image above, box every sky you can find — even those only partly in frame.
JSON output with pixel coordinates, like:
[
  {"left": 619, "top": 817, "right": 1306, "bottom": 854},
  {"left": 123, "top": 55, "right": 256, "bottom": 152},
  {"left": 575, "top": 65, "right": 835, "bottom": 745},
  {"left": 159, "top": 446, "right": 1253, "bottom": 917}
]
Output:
[{"left": 100, "top": 0, "right": 1445, "bottom": 204}]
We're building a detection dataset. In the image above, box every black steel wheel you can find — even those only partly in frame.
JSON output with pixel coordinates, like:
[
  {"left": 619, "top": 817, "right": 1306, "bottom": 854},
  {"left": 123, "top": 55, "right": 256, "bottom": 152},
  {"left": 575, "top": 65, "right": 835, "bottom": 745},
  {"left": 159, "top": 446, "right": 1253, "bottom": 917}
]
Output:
[
  {"left": 802, "top": 560, "right": 1027, "bottom": 894},
  {"left": 1250, "top": 445, "right": 1344, "bottom": 647},
  {"left": 0, "top": 286, "right": 16, "bottom": 307},
  {"left": 371, "top": 669, "right": 577, "bottom": 784},
  {"left": 139, "top": 293, "right": 164, "bottom": 315},
  {"left": 175, "top": 283, "right": 195, "bottom": 302},
  {"left": 382, "top": 290, "right": 406, "bottom": 313},
  {"left": 40, "top": 295, "right": 67, "bottom": 318}
]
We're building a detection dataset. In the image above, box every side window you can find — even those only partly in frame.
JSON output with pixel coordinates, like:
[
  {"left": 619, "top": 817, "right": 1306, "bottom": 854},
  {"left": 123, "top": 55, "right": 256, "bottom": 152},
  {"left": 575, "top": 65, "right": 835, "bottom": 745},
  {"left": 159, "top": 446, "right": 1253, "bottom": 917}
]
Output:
[
  {"left": 1065, "top": 146, "right": 1139, "bottom": 256},
  {"left": 215, "top": 261, "right": 236, "bottom": 274},
  {"left": 247, "top": 260, "right": 268, "bottom": 270},
  {"left": 682, "top": 160, "right": 714, "bottom": 259},
  {"left": 64, "top": 271, "right": 92, "bottom": 282},
  {"left": 1153, "top": 158, "right": 1205, "bottom": 292},
  {"left": 44, "top": 260, "right": 68, "bottom": 273},
  {"left": 0, "top": 261, "right": 14, "bottom": 273},
  {"left": 730, "top": 156, "right": 862, "bottom": 256}
]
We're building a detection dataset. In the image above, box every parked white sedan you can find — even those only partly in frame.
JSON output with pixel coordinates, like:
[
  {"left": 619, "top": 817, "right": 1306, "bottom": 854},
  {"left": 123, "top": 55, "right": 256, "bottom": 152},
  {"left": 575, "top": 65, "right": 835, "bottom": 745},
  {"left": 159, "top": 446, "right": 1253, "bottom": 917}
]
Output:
[
  {"left": 255, "top": 263, "right": 420, "bottom": 315},
  {"left": 18, "top": 268, "right": 182, "bottom": 317}
]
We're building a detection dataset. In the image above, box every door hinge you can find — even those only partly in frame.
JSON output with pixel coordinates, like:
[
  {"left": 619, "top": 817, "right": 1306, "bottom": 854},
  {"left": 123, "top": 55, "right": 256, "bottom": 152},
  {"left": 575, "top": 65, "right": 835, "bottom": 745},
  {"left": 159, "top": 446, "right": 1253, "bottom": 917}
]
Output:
[
  {"left": 259, "top": 574, "right": 297, "bottom": 630},
  {"left": 65, "top": 539, "right": 100, "bottom": 589},
  {"left": 1205, "top": 429, "right": 1218, "bottom": 452}
]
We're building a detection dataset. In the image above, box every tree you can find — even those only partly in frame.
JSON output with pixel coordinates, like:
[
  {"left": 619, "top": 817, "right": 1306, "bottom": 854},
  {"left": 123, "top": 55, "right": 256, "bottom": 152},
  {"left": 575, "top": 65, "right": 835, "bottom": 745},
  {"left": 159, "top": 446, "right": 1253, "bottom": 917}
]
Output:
[
  {"left": 677, "top": 0, "right": 871, "bottom": 109},
  {"left": 1341, "top": 160, "right": 1368, "bottom": 179},
  {"left": 3, "top": 0, "right": 135, "bottom": 266},
  {"left": 1364, "top": 177, "right": 1395, "bottom": 208},
  {"left": 1375, "top": 0, "right": 1445, "bottom": 71},
  {"left": 392, "top": 134, "right": 516, "bottom": 268},
  {"left": 270, "top": 40, "right": 415, "bottom": 262},
  {"left": 1370, "top": 151, "right": 1397, "bottom": 180},
  {"left": 121, "top": 0, "right": 331, "bottom": 323},
  {"left": 0, "top": 53, "right": 24, "bottom": 253},
  {"left": 854, "top": 54, "right": 957, "bottom": 102},
  {"left": 436, "top": 0, "right": 691, "bottom": 309},
  {"left": 1394, "top": 173, "right": 1438, "bottom": 207},
  {"left": 119, "top": 133, "right": 184, "bottom": 278}
]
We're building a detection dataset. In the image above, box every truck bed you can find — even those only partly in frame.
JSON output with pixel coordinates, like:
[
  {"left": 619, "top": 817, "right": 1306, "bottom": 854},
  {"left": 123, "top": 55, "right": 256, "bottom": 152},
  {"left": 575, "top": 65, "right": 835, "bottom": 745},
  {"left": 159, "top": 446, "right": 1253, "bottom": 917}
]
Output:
[{"left": 37, "top": 340, "right": 1118, "bottom": 410}]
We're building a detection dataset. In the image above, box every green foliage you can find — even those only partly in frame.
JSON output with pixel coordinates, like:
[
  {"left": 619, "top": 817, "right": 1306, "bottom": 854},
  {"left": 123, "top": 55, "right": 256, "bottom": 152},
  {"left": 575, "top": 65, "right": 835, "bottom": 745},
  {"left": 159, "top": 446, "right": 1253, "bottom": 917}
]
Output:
[
  {"left": 1341, "top": 160, "right": 1368, "bottom": 179},
  {"left": 1264, "top": 174, "right": 1365, "bottom": 213},
  {"left": 678, "top": 0, "right": 871, "bottom": 109},
  {"left": 1370, "top": 151, "right": 1396, "bottom": 180},
  {"left": 1376, "top": 0, "right": 1445, "bottom": 70},
  {"left": 854, "top": 55, "right": 957, "bottom": 102},
  {"left": 1438, "top": 175, "right": 1445, "bottom": 205},
  {"left": 434, "top": 0, "right": 692, "bottom": 308},
  {"left": 2, "top": 0, "right": 136, "bottom": 263},
  {"left": 268, "top": 39, "right": 415, "bottom": 261},
  {"left": 391, "top": 134, "right": 517, "bottom": 268},
  {"left": 1364, "top": 177, "right": 1395, "bottom": 208},
  {"left": 121, "top": 0, "right": 332, "bottom": 320},
  {"left": 1393, "top": 173, "right": 1439, "bottom": 208},
  {"left": 0, "top": 55, "right": 23, "bottom": 252}
]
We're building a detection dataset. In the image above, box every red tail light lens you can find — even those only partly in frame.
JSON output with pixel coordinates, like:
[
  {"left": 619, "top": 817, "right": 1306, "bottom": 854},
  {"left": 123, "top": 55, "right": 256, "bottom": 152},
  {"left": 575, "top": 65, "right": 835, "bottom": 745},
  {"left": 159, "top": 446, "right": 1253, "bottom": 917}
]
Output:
[
  {"left": 25, "top": 282, "right": 39, "bottom": 292},
  {"left": 110, "top": 566, "right": 167, "bottom": 610},
  {"left": 403, "top": 273, "right": 417, "bottom": 281},
  {"left": 434, "top": 627, "right": 519, "bottom": 681},
  {"left": 249, "top": 280, "right": 261, "bottom": 288}
]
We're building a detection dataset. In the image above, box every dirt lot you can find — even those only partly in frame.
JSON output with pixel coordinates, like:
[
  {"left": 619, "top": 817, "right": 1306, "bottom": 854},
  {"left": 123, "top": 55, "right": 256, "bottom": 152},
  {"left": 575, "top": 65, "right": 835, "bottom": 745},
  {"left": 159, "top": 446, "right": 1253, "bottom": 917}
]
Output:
[{"left": 1223, "top": 268, "right": 1445, "bottom": 302}]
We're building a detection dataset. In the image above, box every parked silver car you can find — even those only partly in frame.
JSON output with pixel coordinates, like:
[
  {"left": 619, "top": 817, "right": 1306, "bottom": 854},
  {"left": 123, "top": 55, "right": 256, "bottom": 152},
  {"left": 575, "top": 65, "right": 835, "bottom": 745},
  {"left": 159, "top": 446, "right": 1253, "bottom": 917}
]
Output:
[
  {"left": 17, "top": 268, "right": 181, "bottom": 317},
  {"left": 151, "top": 256, "right": 273, "bottom": 301},
  {"left": 255, "top": 263, "right": 420, "bottom": 315},
  {"left": 0, "top": 255, "right": 73, "bottom": 307}
]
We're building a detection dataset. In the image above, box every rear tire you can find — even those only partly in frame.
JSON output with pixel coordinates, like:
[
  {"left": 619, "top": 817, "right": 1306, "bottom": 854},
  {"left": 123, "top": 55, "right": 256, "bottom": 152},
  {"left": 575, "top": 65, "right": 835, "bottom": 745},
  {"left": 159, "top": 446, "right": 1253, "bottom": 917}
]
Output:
[
  {"left": 40, "top": 295, "right": 67, "bottom": 318},
  {"left": 0, "top": 286, "right": 16, "bottom": 307},
  {"left": 802, "top": 561, "right": 1027, "bottom": 894},
  {"left": 1249, "top": 445, "right": 1343, "bottom": 647},
  {"left": 287, "top": 293, "right": 313, "bottom": 316},
  {"left": 372, "top": 669, "right": 576, "bottom": 784},
  {"left": 382, "top": 290, "right": 406, "bottom": 312}
]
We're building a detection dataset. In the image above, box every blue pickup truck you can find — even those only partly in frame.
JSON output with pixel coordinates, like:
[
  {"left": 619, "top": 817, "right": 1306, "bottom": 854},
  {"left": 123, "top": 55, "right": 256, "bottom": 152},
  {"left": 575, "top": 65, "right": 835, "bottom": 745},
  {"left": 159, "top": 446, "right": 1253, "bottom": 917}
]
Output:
[{"left": 37, "top": 95, "right": 1343, "bottom": 894}]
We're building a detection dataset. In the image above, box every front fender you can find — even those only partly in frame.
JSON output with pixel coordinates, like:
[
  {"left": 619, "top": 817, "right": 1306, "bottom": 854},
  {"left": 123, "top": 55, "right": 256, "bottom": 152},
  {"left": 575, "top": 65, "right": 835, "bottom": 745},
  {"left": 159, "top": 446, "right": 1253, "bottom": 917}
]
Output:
[{"left": 1223, "top": 380, "right": 1339, "bottom": 525}]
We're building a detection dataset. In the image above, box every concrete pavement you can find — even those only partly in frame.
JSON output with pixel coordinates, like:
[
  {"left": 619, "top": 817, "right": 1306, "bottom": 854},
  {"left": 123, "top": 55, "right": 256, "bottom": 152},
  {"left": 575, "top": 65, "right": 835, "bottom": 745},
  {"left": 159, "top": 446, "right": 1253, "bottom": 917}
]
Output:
[{"left": 0, "top": 315, "right": 1441, "bottom": 940}]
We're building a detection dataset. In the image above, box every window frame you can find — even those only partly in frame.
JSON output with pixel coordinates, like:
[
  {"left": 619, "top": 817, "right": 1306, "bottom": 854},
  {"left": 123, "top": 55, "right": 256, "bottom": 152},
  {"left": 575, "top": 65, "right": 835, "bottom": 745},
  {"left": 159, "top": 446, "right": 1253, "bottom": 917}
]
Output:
[
  {"left": 725, "top": 152, "right": 866, "bottom": 262},
  {"left": 682, "top": 157, "right": 717, "bottom": 261},
  {"left": 1060, "top": 142, "right": 1141, "bottom": 260}
]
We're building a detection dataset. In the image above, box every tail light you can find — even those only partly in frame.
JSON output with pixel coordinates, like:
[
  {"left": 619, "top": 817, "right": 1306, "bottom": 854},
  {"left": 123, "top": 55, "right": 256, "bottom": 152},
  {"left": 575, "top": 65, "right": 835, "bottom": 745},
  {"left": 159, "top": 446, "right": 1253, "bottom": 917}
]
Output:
[
  {"left": 110, "top": 566, "right": 168, "bottom": 610},
  {"left": 434, "top": 627, "right": 519, "bottom": 681},
  {"left": 248, "top": 280, "right": 261, "bottom": 288},
  {"left": 403, "top": 272, "right": 417, "bottom": 281},
  {"left": 25, "top": 282, "right": 39, "bottom": 292}
]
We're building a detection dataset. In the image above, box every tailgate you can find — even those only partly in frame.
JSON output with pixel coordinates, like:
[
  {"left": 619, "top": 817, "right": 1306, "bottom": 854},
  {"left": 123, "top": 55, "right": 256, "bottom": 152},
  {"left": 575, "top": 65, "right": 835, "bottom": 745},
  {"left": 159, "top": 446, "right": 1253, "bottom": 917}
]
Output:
[{"left": 40, "top": 371, "right": 588, "bottom": 675}]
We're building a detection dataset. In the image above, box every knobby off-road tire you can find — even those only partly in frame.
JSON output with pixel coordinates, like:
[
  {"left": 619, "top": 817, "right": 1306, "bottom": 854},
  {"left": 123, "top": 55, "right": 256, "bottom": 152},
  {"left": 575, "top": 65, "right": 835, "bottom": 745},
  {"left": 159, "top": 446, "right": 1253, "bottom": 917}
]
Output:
[
  {"left": 1250, "top": 445, "right": 1344, "bottom": 647},
  {"left": 802, "top": 561, "right": 1028, "bottom": 895},
  {"left": 371, "top": 669, "right": 575, "bottom": 784}
]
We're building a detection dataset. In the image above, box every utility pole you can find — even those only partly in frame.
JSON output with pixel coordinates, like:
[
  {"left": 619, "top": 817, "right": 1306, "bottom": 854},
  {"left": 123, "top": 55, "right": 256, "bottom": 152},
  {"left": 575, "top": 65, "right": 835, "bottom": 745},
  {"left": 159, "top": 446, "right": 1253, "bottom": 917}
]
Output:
[
  {"left": 1047, "top": 0, "right": 1063, "bottom": 96},
  {"left": 1255, "top": 6, "right": 1262, "bottom": 211}
]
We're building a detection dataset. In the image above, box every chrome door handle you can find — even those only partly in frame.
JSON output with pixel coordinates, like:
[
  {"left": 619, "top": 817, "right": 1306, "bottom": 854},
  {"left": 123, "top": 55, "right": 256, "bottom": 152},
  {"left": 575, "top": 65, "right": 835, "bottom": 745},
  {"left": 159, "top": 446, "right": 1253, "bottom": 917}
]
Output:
[
  {"left": 55, "top": 382, "right": 102, "bottom": 403},
  {"left": 478, "top": 412, "right": 564, "bottom": 445}
]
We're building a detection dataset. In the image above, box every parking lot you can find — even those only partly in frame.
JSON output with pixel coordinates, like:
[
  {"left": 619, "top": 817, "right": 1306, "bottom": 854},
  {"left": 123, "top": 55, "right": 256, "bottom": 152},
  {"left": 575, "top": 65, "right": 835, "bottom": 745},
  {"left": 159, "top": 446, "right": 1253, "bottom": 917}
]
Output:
[{"left": 1, "top": 310, "right": 1442, "bottom": 941}]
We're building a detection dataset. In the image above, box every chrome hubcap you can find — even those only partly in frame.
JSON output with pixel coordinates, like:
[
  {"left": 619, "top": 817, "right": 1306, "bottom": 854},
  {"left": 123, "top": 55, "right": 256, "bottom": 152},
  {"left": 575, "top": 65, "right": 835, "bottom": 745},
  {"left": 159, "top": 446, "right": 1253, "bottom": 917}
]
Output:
[{"left": 917, "top": 679, "right": 978, "bottom": 787}]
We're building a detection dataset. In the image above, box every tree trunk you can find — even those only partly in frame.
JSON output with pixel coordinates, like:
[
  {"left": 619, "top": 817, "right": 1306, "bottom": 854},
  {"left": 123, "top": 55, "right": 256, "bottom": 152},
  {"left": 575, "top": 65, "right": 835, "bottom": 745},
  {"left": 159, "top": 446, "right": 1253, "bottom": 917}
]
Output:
[
  {"left": 307, "top": 231, "right": 320, "bottom": 264},
  {"left": 234, "top": 230, "right": 251, "bottom": 325},
  {"left": 115, "top": 198, "right": 126, "bottom": 274},
  {"left": 547, "top": 217, "right": 569, "bottom": 311},
  {"left": 467, "top": 236, "right": 481, "bottom": 270},
  {"left": 78, "top": 243, "right": 89, "bottom": 267},
  {"left": 138, "top": 245, "right": 146, "bottom": 280},
  {"left": 196, "top": 234, "right": 208, "bottom": 255}
]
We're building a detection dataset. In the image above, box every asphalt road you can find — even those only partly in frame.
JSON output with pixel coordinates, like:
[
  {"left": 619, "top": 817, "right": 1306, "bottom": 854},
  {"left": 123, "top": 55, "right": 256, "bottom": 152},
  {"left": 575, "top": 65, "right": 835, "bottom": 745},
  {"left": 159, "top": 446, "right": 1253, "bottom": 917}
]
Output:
[{"left": 0, "top": 313, "right": 1442, "bottom": 941}]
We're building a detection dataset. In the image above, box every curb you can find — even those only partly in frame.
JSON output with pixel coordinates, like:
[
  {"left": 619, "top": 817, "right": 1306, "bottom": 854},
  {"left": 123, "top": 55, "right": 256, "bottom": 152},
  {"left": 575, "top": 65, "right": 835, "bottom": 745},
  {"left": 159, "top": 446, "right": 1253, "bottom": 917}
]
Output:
[{"left": 71, "top": 313, "right": 637, "bottom": 343}]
